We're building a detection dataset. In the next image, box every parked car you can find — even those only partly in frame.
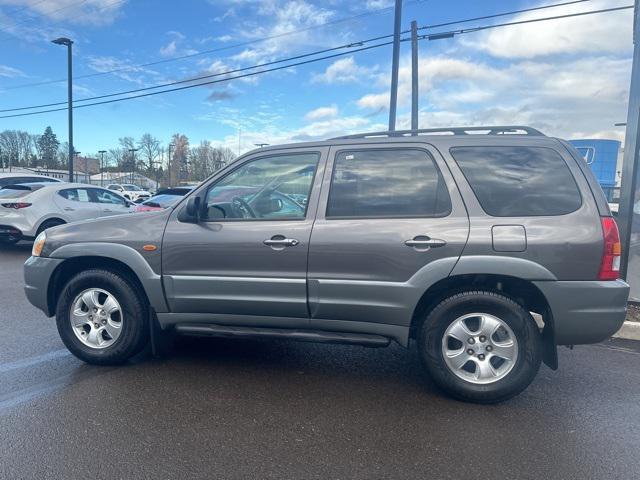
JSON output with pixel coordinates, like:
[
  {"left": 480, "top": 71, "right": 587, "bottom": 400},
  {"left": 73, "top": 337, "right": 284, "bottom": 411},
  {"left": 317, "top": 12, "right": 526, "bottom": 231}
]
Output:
[
  {"left": 107, "top": 183, "right": 151, "bottom": 202},
  {"left": 0, "top": 183, "right": 131, "bottom": 244},
  {"left": 24, "top": 126, "right": 629, "bottom": 403},
  {"left": 0, "top": 172, "right": 63, "bottom": 187},
  {"left": 133, "top": 187, "right": 194, "bottom": 213}
]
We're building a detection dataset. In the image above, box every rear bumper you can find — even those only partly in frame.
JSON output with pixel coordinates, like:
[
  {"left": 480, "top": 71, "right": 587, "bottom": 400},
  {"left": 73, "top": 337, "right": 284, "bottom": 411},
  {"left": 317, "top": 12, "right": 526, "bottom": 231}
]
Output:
[
  {"left": 0, "top": 224, "right": 22, "bottom": 242},
  {"left": 24, "top": 256, "right": 64, "bottom": 317},
  {"left": 534, "top": 279, "right": 630, "bottom": 345}
]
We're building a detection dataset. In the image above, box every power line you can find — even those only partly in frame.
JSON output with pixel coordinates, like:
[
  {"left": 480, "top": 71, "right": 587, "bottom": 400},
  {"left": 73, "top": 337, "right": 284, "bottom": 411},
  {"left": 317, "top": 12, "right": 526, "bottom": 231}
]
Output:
[
  {"left": 421, "top": 0, "right": 596, "bottom": 30},
  {"left": 0, "top": 0, "right": 595, "bottom": 92},
  {"left": 422, "top": 4, "right": 633, "bottom": 39},
  {"left": 0, "top": 4, "right": 633, "bottom": 120},
  {"left": 0, "top": 34, "right": 394, "bottom": 112},
  {"left": 0, "top": 0, "right": 427, "bottom": 91}
]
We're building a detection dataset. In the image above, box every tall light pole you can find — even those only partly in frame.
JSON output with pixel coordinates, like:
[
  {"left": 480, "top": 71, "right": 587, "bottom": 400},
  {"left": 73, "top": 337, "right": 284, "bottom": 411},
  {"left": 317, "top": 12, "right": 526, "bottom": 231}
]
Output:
[
  {"left": 167, "top": 143, "right": 175, "bottom": 187},
  {"left": 388, "top": 0, "right": 402, "bottom": 131},
  {"left": 98, "top": 150, "right": 107, "bottom": 186},
  {"left": 128, "top": 148, "right": 139, "bottom": 184},
  {"left": 52, "top": 37, "right": 74, "bottom": 183},
  {"left": 410, "top": 20, "right": 419, "bottom": 132}
]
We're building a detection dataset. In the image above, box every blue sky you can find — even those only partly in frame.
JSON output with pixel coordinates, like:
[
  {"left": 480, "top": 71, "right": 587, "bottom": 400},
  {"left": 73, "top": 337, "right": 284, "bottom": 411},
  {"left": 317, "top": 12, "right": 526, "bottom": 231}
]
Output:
[{"left": 0, "top": 0, "right": 634, "bottom": 157}]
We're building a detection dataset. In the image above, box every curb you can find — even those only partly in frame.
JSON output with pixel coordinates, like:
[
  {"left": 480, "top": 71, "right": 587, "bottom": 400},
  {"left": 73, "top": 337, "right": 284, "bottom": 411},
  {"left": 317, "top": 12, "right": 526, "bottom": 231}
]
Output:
[{"left": 613, "top": 321, "right": 640, "bottom": 341}]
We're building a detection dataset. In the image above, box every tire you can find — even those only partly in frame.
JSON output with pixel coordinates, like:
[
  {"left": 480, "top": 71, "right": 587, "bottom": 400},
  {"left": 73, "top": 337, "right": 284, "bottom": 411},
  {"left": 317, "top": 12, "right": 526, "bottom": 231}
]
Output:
[
  {"left": 36, "top": 219, "right": 65, "bottom": 236},
  {"left": 56, "top": 269, "right": 149, "bottom": 365},
  {"left": 418, "top": 290, "right": 542, "bottom": 404}
]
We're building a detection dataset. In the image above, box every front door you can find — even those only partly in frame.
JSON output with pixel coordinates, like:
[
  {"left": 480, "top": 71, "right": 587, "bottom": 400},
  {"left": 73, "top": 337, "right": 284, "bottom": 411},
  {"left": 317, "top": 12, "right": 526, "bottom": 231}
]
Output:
[
  {"left": 162, "top": 148, "right": 327, "bottom": 321},
  {"left": 307, "top": 143, "right": 470, "bottom": 329}
]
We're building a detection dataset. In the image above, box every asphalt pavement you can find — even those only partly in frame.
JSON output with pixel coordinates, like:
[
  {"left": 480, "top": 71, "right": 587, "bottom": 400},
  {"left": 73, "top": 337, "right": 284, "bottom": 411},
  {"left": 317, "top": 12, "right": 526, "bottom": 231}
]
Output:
[{"left": 1, "top": 244, "right": 640, "bottom": 479}]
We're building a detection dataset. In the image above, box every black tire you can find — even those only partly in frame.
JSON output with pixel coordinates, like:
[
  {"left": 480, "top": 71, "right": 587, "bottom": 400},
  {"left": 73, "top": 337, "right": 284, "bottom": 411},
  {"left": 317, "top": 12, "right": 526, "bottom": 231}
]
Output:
[
  {"left": 56, "top": 269, "right": 149, "bottom": 365},
  {"left": 36, "top": 219, "right": 65, "bottom": 236},
  {"left": 418, "top": 290, "right": 542, "bottom": 404}
]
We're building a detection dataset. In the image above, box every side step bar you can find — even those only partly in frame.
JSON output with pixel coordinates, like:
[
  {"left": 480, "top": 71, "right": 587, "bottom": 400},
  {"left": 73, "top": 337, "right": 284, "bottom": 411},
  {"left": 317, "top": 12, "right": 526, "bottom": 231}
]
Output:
[{"left": 174, "top": 324, "right": 391, "bottom": 347}]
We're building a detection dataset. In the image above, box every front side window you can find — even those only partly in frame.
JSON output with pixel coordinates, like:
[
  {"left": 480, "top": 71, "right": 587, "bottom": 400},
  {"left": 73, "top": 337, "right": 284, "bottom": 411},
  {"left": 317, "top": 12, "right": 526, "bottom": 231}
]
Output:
[
  {"left": 326, "top": 149, "right": 452, "bottom": 218},
  {"left": 450, "top": 146, "right": 582, "bottom": 217},
  {"left": 92, "top": 189, "right": 127, "bottom": 206},
  {"left": 58, "top": 188, "right": 91, "bottom": 202},
  {"left": 203, "top": 152, "right": 319, "bottom": 221}
]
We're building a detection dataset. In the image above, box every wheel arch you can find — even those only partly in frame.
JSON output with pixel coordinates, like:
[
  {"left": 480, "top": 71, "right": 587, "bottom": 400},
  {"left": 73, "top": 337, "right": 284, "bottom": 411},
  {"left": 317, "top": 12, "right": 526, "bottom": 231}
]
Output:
[
  {"left": 47, "top": 244, "right": 169, "bottom": 317},
  {"left": 36, "top": 217, "right": 66, "bottom": 236},
  {"left": 410, "top": 273, "right": 557, "bottom": 369}
]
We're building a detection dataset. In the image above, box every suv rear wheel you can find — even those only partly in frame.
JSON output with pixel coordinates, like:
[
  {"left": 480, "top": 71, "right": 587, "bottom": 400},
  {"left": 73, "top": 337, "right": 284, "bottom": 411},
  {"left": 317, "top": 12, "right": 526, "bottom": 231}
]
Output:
[
  {"left": 418, "top": 290, "right": 541, "bottom": 403},
  {"left": 56, "top": 269, "right": 149, "bottom": 365}
]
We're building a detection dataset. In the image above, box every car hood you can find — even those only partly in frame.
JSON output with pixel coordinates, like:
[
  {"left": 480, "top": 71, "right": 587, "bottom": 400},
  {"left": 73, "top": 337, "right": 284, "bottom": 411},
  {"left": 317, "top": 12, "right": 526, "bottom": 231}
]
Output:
[{"left": 42, "top": 209, "right": 172, "bottom": 259}]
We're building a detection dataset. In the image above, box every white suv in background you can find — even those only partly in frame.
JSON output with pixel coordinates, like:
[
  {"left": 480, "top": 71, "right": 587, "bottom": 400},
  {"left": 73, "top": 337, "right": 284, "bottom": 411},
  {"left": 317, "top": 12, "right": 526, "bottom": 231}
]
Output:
[
  {"left": 107, "top": 183, "right": 151, "bottom": 202},
  {"left": 0, "top": 183, "right": 132, "bottom": 244}
]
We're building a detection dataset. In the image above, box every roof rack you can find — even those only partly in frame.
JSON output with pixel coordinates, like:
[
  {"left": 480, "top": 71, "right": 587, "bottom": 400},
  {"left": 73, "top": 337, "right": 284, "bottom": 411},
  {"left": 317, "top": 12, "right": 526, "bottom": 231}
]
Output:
[{"left": 330, "top": 125, "right": 545, "bottom": 140}]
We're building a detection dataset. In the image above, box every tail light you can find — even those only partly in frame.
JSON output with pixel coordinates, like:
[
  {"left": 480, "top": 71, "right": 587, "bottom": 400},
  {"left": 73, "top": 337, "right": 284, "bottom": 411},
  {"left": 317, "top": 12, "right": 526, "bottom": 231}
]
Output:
[
  {"left": 1, "top": 202, "right": 32, "bottom": 209},
  {"left": 599, "top": 217, "right": 621, "bottom": 280}
]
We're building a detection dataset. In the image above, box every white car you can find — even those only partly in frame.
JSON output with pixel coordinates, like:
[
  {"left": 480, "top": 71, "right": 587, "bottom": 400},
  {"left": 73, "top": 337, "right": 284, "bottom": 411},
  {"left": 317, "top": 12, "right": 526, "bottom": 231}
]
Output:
[
  {"left": 0, "top": 172, "right": 63, "bottom": 188},
  {"left": 0, "top": 182, "right": 132, "bottom": 244},
  {"left": 107, "top": 183, "right": 151, "bottom": 202}
]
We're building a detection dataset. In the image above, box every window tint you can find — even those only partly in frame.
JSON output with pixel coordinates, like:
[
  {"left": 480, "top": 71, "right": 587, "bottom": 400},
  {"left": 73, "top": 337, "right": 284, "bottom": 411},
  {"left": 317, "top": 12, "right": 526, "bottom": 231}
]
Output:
[
  {"left": 326, "top": 149, "right": 451, "bottom": 218},
  {"left": 0, "top": 188, "right": 31, "bottom": 199},
  {"left": 92, "top": 188, "right": 127, "bottom": 206},
  {"left": 58, "top": 188, "right": 91, "bottom": 202},
  {"left": 450, "top": 146, "right": 582, "bottom": 217},
  {"left": 204, "top": 152, "right": 319, "bottom": 220}
]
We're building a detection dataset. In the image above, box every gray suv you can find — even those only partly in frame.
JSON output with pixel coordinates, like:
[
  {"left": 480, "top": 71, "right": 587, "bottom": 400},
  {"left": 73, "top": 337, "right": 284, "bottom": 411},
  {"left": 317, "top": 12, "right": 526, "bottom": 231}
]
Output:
[{"left": 23, "top": 126, "right": 629, "bottom": 403}]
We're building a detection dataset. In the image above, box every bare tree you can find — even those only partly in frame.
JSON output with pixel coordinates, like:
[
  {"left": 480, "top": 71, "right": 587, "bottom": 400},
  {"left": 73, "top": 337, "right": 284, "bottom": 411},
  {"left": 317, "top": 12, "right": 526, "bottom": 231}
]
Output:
[
  {"left": 137, "top": 133, "right": 161, "bottom": 175},
  {"left": 170, "top": 133, "right": 189, "bottom": 185}
]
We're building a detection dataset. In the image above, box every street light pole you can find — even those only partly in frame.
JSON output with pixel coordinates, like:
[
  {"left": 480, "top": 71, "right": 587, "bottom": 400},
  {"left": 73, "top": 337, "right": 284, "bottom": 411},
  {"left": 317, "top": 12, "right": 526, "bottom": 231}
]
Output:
[
  {"left": 98, "top": 150, "right": 106, "bottom": 186},
  {"left": 168, "top": 143, "right": 175, "bottom": 187},
  {"left": 388, "top": 0, "right": 403, "bottom": 131},
  {"left": 52, "top": 37, "right": 74, "bottom": 183},
  {"left": 128, "top": 148, "right": 139, "bottom": 184},
  {"left": 411, "top": 20, "right": 419, "bottom": 132}
]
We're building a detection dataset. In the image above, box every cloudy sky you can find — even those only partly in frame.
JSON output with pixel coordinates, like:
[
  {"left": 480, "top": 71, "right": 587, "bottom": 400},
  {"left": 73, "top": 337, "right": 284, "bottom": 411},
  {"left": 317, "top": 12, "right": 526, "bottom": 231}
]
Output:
[{"left": 0, "top": 0, "right": 634, "bottom": 156}]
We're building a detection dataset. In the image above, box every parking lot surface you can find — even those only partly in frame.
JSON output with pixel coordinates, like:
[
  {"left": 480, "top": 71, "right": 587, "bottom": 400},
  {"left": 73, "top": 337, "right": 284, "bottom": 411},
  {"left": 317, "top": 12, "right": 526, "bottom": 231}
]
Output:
[{"left": 1, "top": 244, "right": 640, "bottom": 479}]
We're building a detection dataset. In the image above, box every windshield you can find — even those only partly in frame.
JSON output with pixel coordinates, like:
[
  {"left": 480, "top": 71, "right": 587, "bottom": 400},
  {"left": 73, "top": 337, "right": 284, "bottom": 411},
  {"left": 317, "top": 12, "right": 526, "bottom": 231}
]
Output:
[
  {"left": 123, "top": 184, "right": 141, "bottom": 191},
  {"left": 0, "top": 187, "right": 32, "bottom": 199}
]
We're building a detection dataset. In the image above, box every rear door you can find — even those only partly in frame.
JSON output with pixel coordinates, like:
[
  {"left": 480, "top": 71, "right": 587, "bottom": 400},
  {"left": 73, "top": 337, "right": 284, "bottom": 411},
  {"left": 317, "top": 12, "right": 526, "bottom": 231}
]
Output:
[
  {"left": 161, "top": 147, "right": 327, "bottom": 321},
  {"left": 53, "top": 187, "right": 101, "bottom": 222},
  {"left": 307, "top": 143, "right": 469, "bottom": 329}
]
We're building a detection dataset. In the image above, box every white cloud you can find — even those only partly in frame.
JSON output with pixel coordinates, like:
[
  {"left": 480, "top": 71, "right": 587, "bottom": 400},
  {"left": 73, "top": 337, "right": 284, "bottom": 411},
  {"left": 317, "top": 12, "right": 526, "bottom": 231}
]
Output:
[
  {"left": 159, "top": 31, "right": 198, "bottom": 58},
  {"left": 304, "top": 105, "right": 338, "bottom": 121},
  {"left": 87, "top": 56, "right": 160, "bottom": 85},
  {"left": 0, "top": 0, "right": 127, "bottom": 25},
  {"left": 468, "top": 0, "right": 633, "bottom": 59},
  {"left": 312, "top": 56, "right": 377, "bottom": 84},
  {"left": 365, "top": 0, "right": 394, "bottom": 9},
  {"left": 0, "top": 64, "right": 25, "bottom": 78}
]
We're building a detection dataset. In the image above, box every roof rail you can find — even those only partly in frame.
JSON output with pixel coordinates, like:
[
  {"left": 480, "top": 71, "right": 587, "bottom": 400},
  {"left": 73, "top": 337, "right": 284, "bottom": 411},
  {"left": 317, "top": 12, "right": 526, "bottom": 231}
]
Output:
[{"left": 330, "top": 125, "right": 545, "bottom": 140}]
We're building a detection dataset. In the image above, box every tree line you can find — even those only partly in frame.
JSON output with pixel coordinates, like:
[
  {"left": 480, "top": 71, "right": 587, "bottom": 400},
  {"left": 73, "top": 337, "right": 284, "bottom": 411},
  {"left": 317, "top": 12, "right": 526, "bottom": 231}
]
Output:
[{"left": 0, "top": 127, "right": 236, "bottom": 187}]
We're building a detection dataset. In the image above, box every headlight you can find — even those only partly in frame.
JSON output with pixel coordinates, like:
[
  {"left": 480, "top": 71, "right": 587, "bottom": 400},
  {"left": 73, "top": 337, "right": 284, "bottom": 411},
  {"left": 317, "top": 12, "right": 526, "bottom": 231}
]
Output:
[{"left": 32, "top": 231, "right": 46, "bottom": 257}]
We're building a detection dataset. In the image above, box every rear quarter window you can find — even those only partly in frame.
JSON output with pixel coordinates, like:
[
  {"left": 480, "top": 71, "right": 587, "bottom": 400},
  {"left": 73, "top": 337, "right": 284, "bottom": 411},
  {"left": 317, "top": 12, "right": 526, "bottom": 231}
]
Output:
[{"left": 450, "top": 146, "right": 582, "bottom": 217}]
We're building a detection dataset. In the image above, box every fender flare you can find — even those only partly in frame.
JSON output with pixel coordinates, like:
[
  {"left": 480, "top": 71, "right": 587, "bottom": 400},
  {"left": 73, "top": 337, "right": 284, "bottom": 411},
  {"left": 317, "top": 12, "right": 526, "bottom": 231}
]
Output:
[{"left": 50, "top": 242, "right": 169, "bottom": 312}]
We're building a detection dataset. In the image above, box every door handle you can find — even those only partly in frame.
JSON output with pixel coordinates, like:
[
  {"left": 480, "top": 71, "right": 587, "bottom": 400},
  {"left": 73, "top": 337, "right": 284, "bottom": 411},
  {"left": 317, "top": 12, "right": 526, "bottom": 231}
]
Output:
[
  {"left": 263, "top": 236, "right": 299, "bottom": 248},
  {"left": 103, "top": 209, "right": 113, "bottom": 212},
  {"left": 404, "top": 236, "right": 447, "bottom": 249},
  {"left": 63, "top": 207, "right": 75, "bottom": 211}
]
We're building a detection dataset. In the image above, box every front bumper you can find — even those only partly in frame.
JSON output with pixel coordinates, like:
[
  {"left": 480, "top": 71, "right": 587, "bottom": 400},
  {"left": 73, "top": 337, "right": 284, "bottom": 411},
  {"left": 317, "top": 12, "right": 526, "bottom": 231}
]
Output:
[
  {"left": 534, "top": 279, "right": 630, "bottom": 345},
  {"left": 24, "top": 256, "right": 64, "bottom": 317}
]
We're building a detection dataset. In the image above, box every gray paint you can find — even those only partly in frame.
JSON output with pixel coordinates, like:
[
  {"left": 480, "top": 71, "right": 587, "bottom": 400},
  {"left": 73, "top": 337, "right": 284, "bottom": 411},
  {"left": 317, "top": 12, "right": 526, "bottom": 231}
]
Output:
[{"left": 23, "top": 131, "right": 629, "bottom": 350}]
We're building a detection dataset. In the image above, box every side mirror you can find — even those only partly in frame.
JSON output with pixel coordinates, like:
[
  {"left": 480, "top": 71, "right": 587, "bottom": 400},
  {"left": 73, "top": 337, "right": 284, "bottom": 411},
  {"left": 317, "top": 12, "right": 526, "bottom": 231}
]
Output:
[{"left": 179, "top": 196, "right": 201, "bottom": 223}]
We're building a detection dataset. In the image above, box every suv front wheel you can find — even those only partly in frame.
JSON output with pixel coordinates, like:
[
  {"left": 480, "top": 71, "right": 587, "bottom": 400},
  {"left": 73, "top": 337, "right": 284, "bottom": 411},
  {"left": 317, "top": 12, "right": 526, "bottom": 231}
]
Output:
[
  {"left": 419, "top": 290, "right": 542, "bottom": 404},
  {"left": 56, "top": 269, "right": 149, "bottom": 365}
]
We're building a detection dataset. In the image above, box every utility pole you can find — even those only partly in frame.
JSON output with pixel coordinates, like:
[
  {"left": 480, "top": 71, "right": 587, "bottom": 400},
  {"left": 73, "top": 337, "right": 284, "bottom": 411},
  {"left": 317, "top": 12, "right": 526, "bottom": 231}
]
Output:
[
  {"left": 128, "top": 148, "right": 139, "bottom": 184},
  {"left": 618, "top": 0, "right": 640, "bottom": 284},
  {"left": 388, "top": 0, "right": 403, "bottom": 131},
  {"left": 411, "top": 20, "right": 419, "bottom": 132},
  {"left": 98, "top": 150, "right": 106, "bottom": 186},
  {"left": 52, "top": 37, "right": 74, "bottom": 184}
]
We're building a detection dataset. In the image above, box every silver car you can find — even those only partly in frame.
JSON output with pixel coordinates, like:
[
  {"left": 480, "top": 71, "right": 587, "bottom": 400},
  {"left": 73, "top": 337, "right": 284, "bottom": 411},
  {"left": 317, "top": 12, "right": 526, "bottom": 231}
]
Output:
[{"left": 0, "top": 182, "right": 131, "bottom": 244}]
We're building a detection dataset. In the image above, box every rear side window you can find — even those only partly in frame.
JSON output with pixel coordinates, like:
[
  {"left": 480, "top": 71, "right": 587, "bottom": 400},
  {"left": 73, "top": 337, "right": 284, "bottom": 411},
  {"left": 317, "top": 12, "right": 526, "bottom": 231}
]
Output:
[
  {"left": 326, "top": 149, "right": 451, "bottom": 218},
  {"left": 0, "top": 187, "right": 31, "bottom": 199},
  {"left": 450, "top": 146, "right": 582, "bottom": 216},
  {"left": 58, "top": 188, "right": 91, "bottom": 202}
]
